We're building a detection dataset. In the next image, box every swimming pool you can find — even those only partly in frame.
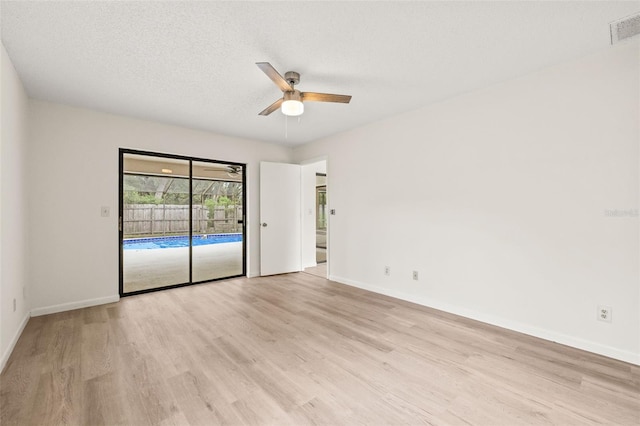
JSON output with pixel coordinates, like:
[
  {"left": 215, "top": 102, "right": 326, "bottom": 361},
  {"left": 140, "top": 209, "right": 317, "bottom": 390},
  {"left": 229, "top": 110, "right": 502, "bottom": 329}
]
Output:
[{"left": 123, "top": 234, "right": 242, "bottom": 250}]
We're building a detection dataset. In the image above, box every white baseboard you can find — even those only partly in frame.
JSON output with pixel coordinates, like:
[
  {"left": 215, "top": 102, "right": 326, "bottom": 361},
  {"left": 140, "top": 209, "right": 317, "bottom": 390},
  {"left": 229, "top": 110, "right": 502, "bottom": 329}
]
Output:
[
  {"left": 1, "top": 312, "right": 30, "bottom": 373},
  {"left": 329, "top": 275, "right": 640, "bottom": 366},
  {"left": 31, "top": 295, "right": 120, "bottom": 317}
]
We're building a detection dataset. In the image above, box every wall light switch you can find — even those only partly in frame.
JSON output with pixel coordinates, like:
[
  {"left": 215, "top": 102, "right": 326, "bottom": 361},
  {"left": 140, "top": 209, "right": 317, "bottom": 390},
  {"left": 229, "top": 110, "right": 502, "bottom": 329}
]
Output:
[{"left": 101, "top": 206, "right": 110, "bottom": 217}]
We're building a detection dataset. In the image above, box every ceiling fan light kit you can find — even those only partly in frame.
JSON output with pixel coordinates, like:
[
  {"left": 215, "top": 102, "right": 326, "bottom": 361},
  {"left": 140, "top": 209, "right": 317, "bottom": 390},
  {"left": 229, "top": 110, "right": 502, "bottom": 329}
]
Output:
[
  {"left": 281, "top": 91, "right": 304, "bottom": 116},
  {"left": 256, "top": 62, "right": 351, "bottom": 117}
]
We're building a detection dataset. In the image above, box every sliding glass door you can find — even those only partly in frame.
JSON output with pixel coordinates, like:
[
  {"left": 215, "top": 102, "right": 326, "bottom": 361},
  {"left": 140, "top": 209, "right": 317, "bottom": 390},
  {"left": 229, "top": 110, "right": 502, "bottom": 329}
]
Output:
[
  {"left": 192, "top": 161, "right": 244, "bottom": 282},
  {"left": 119, "top": 150, "right": 245, "bottom": 295}
]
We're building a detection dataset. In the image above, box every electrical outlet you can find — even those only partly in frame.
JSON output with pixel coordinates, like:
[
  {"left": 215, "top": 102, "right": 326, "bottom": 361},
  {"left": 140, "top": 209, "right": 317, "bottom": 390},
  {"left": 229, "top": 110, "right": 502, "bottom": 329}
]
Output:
[
  {"left": 13, "top": 298, "right": 16, "bottom": 312},
  {"left": 384, "top": 266, "right": 390, "bottom": 276},
  {"left": 412, "top": 271, "right": 418, "bottom": 280},
  {"left": 597, "top": 305, "right": 612, "bottom": 322}
]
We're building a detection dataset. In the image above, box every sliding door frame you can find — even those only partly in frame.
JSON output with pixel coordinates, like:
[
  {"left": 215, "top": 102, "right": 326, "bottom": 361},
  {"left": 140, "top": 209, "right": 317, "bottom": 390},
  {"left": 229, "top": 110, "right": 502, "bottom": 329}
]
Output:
[{"left": 118, "top": 148, "right": 246, "bottom": 297}]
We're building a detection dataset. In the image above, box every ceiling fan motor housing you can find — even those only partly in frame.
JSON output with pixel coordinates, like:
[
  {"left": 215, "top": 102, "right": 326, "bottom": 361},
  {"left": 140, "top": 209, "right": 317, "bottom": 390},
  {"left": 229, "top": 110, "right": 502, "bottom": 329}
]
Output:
[
  {"left": 284, "top": 71, "right": 300, "bottom": 86},
  {"left": 283, "top": 90, "right": 302, "bottom": 102}
]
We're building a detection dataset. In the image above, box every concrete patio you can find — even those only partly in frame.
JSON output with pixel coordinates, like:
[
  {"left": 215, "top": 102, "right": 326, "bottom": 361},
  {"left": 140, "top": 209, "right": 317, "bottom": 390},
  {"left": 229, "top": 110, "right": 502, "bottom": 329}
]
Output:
[{"left": 123, "top": 242, "right": 243, "bottom": 293}]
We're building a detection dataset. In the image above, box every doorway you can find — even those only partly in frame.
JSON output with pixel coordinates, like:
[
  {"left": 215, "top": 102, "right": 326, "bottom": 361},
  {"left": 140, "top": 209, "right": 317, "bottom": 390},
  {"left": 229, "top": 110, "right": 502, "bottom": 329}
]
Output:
[
  {"left": 302, "top": 160, "right": 328, "bottom": 279},
  {"left": 119, "top": 149, "right": 245, "bottom": 295},
  {"left": 315, "top": 174, "right": 327, "bottom": 265}
]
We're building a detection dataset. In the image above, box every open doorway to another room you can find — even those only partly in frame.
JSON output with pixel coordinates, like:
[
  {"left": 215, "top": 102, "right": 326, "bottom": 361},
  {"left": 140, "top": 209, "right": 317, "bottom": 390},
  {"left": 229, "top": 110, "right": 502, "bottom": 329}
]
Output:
[
  {"left": 302, "top": 160, "right": 328, "bottom": 278},
  {"left": 315, "top": 174, "right": 327, "bottom": 266}
]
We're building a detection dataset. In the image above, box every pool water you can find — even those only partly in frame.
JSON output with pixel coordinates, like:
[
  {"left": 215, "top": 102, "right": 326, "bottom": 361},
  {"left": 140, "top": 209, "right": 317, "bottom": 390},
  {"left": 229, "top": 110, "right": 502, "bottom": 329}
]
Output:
[{"left": 124, "top": 234, "right": 242, "bottom": 250}]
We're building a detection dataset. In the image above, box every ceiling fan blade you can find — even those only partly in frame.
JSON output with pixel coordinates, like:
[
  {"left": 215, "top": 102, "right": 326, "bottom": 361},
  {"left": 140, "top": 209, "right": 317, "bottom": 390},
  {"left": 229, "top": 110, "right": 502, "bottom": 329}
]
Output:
[
  {"left": 301, "top": 92, "right": 352, "bottom": 103},
  {"left": 256, "top": 62, "right": 292, "bottom": 92},
  {"left": 258, "top": 98, "right": 284, "bottom": 116}
]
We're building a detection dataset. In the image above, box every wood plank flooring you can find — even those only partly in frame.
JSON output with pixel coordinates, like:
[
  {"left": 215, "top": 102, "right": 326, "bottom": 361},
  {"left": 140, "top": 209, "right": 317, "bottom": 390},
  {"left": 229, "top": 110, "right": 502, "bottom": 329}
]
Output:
[
  {"left": 303, "top": 264, "right": 326, "bottom": 279},
  {"left": 2, "top": 273, "right": 639, "bottom": 425}
]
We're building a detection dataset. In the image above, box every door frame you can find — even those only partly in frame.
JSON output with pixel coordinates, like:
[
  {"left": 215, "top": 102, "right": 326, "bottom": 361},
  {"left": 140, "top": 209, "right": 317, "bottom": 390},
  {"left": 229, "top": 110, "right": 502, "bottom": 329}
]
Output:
[
  {"left": 297, "top": 159, "right": 329, "bottom": 277},
  {"left": 315, "top": 173, "right": 327, "bottom": 265},
  {"left": 119, "top": 148, "right": 247, "bottom": 296}
]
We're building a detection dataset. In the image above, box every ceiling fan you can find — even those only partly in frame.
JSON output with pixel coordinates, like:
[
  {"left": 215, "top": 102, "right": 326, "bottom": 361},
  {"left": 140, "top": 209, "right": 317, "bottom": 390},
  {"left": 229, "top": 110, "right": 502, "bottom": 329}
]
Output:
[
  {"left": 226, "top": 165, "right": 242, "bottom": 177},
  {"left": 256, "top": 62, "right": 352, "bottom": 117},
  {"left": 202, "top": 165, "right": 243, "bottom": 178}
]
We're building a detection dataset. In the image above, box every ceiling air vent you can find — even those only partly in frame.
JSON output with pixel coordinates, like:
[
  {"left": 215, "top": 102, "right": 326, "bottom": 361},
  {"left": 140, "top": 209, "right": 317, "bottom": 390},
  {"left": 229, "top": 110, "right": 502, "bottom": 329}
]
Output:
[{"left": 610, "top": 12, "right": 640, "bottom": 44}]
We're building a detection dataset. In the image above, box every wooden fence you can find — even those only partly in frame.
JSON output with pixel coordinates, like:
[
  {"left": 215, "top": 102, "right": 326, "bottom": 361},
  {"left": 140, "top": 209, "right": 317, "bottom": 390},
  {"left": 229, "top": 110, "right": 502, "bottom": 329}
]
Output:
[{"left": 123, "top": 204, "right": 242, "bottom": 236}]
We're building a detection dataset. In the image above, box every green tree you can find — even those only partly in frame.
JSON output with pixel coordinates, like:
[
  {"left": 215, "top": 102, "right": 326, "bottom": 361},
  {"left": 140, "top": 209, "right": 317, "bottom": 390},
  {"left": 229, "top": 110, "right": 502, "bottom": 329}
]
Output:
[{"left": 123, "top": 191, "right": 160, "bottom": 204}]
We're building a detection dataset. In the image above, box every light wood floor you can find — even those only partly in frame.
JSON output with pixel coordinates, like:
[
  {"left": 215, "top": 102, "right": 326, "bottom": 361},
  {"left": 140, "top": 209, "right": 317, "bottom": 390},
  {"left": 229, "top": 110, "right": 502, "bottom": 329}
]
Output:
[
  {"left": 303, "top": 263, "right": 327, "bottom": 278},
  {"left": 2, "top": 273, "right": 639, "bottom": 425}
]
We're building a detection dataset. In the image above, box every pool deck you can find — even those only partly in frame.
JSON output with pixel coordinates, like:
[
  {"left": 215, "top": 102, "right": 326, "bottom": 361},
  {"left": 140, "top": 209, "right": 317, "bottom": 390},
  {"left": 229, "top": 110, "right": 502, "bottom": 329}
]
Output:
[{"left": 123, "top": 242, "right": 243, "bottom": 293}]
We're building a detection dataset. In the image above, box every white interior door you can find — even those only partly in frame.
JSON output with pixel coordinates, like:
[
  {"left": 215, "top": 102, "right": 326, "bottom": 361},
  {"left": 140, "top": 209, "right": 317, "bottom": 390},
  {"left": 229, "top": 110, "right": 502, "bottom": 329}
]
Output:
[{"left": 260, "top": 162, "right": 301, "bottom": 276}]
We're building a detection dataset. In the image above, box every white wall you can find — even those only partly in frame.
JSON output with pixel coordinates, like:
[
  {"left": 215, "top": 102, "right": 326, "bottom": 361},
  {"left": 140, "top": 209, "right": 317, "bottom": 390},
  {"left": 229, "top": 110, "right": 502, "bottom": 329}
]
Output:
[
  {"left": 1, "top": 43, "right": 30, "bottom": 371},
  {"left": 301, "top": 160, "right": 327, "bottom": 269},
  {"left": 27, "top": 101, "right": 292, "bottom": 315},
  {"left": 294, "top": 42, "right": 640, "bottom": 364}
]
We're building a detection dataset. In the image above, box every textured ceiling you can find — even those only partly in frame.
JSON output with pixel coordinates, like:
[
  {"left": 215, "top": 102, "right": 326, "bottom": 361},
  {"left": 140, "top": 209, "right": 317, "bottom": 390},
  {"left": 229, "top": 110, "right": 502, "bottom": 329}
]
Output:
[{"left": 1, "top": 1, "right": 639, "bottom": 146}]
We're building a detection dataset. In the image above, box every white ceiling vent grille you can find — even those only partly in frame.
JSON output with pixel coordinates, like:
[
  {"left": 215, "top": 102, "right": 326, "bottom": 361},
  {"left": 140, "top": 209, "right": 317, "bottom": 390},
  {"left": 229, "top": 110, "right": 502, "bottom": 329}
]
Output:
[{"left": 610, "top": 12, "right": 640, "bottom": 44}]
